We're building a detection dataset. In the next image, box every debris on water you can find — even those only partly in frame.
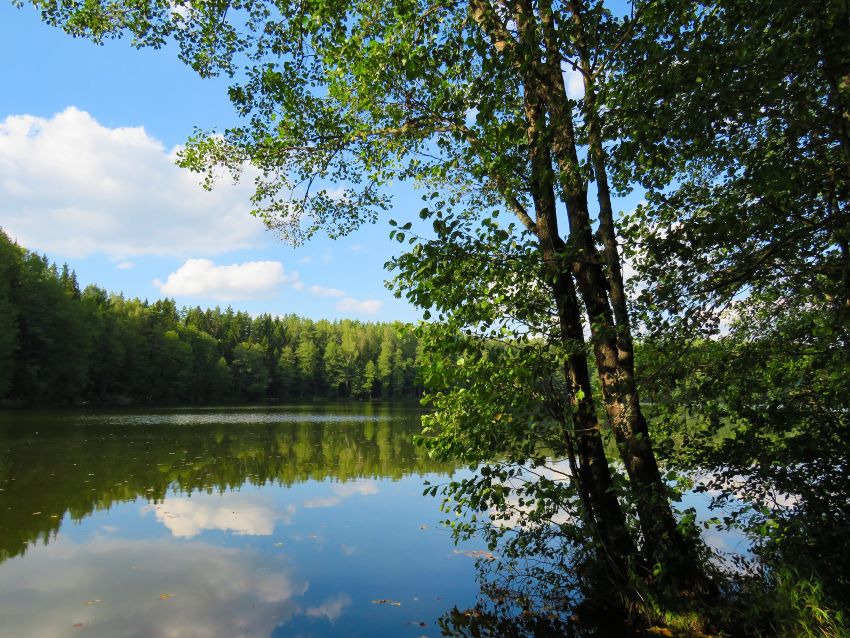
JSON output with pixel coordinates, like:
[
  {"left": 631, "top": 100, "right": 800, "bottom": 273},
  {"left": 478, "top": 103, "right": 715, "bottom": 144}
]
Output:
[
  {"left": 453, "top": 549, "right": 496, "bottom": 561},
  {"left": 371, "top": 599, "right": 402, "bottom": 606},
  {"left": 159, "top": 592, "right": 173, "bottom": 600}
]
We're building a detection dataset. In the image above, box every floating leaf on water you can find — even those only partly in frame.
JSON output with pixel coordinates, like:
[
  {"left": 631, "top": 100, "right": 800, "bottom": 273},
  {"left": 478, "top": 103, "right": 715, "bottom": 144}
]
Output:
[
  {"left": 159, "top": 592, "right": 173, "bottom": 600},
  {"left": 84, "top": 599, "right": 101, "bottom": 606},
  {"left": 453, "top": 549, "right": 496, "bottom": 561},
  {"left": 72, "top": 622, "right": 85, "bottom": 629},
  {"left": 31, "top": 512, "right": 42, "bottom": 515}
]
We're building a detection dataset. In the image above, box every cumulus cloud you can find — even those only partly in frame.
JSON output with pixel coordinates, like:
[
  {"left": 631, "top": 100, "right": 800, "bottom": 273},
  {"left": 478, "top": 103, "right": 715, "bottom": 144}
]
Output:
[
  {"left": 155, "top": 258, "right": 297, "bottom": 300},
  {"left": 302, "top": 480, "right": 379, "bottom": 509},
  {"left": 151, "top": 493, "right": 292, "bottom": 538},
  {"left": 332, "top": 480, "right": 379, "bottom": 498},
  {"left": 309, "top": 285, "right": 345, "bottom": 298},
  {"left": 336, "top": 297, "right": 382, "bottom": 315},
  {"left": 306, "top": 594, "right": 351, "bottom": 622},
  {"left": 0, "top": 107, "right": 267, "bottom": 259}
]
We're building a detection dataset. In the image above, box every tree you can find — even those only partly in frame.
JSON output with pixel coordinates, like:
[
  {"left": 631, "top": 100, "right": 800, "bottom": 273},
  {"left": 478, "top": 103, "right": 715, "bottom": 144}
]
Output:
[
  {"left": 360, "top": 360, "right": 378, "bottom": 399},
  {"left": 276, "top": 345, "right": 298, "bottom": 398},
  {"left": 295, "top": 337, "right": 319, "bottom": 397},
  {"left": 18, "top": 0, "right": 707, "bottom": 612},
  {"left": 603, "top": 0, "right": 850, "bottom": 616},
  {"left": 231, "top": 341, "right": 271, "bottom": 399},
  {"left": 0, "top": 231, "right": 21, "bottom": 399},
  {"left": 322, "top": 338, "right": 346, "bottom": 396},
  {"left": 158, "top": 329, "right": 193, "bottom": 402}
]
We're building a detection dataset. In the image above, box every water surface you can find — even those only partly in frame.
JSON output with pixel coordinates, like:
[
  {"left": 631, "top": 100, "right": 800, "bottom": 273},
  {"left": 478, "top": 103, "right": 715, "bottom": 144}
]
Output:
[{"left": 0, "top": 404, "right": 480, "bottom": 638}]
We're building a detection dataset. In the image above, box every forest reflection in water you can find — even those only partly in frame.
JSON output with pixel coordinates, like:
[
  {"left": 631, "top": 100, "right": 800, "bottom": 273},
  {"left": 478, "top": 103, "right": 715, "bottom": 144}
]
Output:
[
  {"left": 0, "top": 405, "right": 740, "bottom": 637},
  {"left": 0, "top": 404, "right": 483, "bottom": 638}
]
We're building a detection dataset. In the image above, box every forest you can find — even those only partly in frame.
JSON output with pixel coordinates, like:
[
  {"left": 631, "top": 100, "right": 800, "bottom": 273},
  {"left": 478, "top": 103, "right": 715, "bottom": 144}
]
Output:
[
  {"left": 0, "top": 229, "right": 422, "bottom": 405},
  {"left": 4, "top": 0, "right": 850, "bottom": 634}
]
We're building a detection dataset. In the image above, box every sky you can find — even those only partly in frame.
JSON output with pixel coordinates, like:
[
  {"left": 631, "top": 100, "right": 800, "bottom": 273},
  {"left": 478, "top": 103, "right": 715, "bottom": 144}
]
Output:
[
  {"left": 0, "top": 2, "right": 426, "bottom": 321},
  {"left": 0, "top": 2, "right": 642, "bottom": 322}
]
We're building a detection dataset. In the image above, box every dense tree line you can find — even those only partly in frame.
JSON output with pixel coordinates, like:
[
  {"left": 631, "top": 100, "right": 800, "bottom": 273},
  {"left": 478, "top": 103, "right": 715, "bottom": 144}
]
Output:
[{"left": 0, "top": 230, "right": 421, "bottom": 406}]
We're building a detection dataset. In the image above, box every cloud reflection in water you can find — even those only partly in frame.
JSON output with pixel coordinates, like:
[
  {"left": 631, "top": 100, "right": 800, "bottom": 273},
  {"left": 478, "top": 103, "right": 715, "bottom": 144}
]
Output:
[
  {"left": 0, "top": 538, "right": 309, "bottom": 638},
  {"left": 149, "top": 492, "right": 292, "bottom": 538}
]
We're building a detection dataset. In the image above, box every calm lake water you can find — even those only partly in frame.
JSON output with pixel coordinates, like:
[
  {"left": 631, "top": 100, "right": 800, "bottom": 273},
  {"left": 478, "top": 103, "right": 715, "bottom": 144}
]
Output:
[{"left": 0, "top": 404, "right": 482, "bottom": 638}]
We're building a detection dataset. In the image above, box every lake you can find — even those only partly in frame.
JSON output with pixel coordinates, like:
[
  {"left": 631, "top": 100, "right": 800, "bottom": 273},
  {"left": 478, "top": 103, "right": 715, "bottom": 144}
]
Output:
[
  {"left": 0, "top": 404, "right": 483, "bottom": 638},
  {"left": 0, "top": 404, "right": 746, "bottom": 638}
]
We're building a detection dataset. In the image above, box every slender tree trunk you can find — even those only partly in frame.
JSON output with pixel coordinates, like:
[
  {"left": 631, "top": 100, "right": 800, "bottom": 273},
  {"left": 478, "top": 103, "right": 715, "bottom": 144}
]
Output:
[
  {"left": 522, "top": 0, "right": 700, "bottom": 579},
  {"left": 513, "top": 0, "right": 637, "bottom": 581}
]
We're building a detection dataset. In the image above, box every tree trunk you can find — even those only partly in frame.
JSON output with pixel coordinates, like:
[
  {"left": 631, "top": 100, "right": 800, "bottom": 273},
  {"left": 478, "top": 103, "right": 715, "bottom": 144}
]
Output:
[
  {"left": 514, "top": 0, "right": 637, "bottom": 581},
  {"left": 526, "top": 0, "right": 699, "bottom": 579}
]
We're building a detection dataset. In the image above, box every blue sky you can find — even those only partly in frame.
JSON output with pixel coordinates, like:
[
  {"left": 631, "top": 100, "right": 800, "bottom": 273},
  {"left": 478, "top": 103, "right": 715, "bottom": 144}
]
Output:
[
  {"left": 0, "top": 2, "right": 642, "bottom": 322},
  {"left": 0, "top": 2, "right": 427, "bottom": 321}
]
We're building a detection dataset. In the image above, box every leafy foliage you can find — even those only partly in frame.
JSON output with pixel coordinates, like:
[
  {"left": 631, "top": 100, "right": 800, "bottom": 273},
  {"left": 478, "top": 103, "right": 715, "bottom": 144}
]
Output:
[{"left": 611, "top": 0, "right": 850, "bottom": 619}]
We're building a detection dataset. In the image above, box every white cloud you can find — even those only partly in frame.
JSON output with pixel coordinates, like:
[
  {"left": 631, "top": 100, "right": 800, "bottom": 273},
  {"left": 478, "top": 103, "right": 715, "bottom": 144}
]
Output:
[
  {"left": 0, "top": 538, "right": 308, "bottom": 638},
  {"left": 151, "top": 493, "right": 292, "bottom": 538},
  {"left": 306, "top": 594, "right": 351, "bottom": 622},
  {"left": 302, "top": 480, "right": 379, "bottom": 509},
  {"left": 156, "top": 258, "right": 297, "bottom": 300},
  {"left": 336, "top": 297, "right": 382, "bottom": 315},
  {"left": 309, "top": 285, "right": 345, "bottom": 298},
  {"left": 302, "top": 496, "right": 343, "bottom": 509},
  {"left": 0, "top": 107, "right": 267, "bottom": 259},
  {"left": 332, "top": 480, "right": 379, "bottom": 498}
]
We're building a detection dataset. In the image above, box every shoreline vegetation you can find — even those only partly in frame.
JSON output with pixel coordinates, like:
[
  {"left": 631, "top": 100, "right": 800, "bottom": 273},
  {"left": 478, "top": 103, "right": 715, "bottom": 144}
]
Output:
[{"left": 0, "top": 229, "right": 423, "bottom": 408}]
